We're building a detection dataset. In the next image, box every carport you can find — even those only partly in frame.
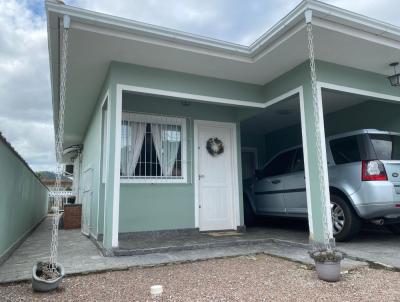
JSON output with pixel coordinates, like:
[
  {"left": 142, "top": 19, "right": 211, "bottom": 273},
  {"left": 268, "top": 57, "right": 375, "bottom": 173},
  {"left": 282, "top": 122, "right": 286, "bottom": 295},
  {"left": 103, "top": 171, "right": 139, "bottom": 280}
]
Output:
[{"left": 240, "top": 76, "right": 400, "bottom": 243}]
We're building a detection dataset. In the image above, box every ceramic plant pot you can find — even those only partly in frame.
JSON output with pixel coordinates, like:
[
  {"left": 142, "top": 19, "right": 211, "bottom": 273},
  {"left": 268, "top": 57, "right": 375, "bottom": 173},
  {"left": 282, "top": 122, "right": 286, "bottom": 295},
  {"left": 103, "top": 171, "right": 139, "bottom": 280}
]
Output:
[
  {"left": 315, "top": 260, "right": 341, "bottom": 282},
  {"left": 32, "top": 263, "right": 65, "bottom": 292}
]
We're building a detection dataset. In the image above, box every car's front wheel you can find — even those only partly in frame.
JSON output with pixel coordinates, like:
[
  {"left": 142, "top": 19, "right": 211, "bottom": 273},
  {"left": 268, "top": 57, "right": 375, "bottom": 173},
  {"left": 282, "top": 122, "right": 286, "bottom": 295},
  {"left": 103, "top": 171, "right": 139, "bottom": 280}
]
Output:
[{"left": 331, "top": 194, "right": 362, "bottom": 241}]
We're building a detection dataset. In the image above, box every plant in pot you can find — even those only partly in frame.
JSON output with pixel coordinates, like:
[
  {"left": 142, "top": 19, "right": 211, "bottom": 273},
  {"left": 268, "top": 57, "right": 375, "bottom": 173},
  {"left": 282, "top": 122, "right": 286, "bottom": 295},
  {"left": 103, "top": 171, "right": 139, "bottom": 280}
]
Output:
[
  {"left": 32, "top": 204, "right": 65, "bottom": 292},
  {"left": 309, "top": 248, "right": 343, "bottom": 282},
  {"left": 32, "top": 260, "right": 65, "bottom": 292}
]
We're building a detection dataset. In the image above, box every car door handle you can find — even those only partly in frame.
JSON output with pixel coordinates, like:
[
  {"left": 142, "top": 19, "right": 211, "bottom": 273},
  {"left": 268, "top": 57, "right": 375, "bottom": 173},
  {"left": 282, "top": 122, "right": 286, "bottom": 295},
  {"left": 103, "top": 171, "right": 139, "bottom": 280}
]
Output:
[{"left": 271, "top": 179, "right": 281, "bottom": 184}]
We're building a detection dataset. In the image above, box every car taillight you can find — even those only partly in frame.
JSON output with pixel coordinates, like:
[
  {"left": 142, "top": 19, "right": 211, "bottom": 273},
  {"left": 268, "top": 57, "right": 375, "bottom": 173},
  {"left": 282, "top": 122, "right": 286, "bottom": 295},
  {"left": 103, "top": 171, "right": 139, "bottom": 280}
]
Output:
[{"left": 362, "top": 160, "right": 387, "bottom": 181}]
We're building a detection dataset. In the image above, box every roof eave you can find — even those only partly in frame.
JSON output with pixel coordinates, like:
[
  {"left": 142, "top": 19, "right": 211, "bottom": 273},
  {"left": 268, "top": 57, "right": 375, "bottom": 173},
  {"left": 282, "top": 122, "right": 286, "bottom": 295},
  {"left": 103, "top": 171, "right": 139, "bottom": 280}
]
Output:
[
  {"left": 45, "top": 0, "right": 400, "bottom": 58},
  {"left": 45, "top": 0, "right": 400, "bottom": 136},
  {"left": 46, "top": 2, "right": 60, "bottom": 145}
]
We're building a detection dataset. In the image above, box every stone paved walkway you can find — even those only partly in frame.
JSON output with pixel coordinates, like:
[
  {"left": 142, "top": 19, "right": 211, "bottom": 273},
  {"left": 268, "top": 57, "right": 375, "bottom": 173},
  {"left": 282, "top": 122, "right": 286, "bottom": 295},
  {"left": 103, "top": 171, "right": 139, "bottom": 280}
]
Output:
[{"left": 0, "top": 217, "right": 371, "bottom": 283}]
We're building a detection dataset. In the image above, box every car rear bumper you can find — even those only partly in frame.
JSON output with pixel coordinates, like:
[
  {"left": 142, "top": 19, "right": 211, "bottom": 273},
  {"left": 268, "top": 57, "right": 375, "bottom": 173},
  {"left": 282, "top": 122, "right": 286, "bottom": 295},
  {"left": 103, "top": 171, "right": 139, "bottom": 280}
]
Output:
[
  {"left": 350, "top": 181, "right": 400, "bottom": 219},
  {"left": 355, "top": 203, "right": 400, "bottom": 219}
]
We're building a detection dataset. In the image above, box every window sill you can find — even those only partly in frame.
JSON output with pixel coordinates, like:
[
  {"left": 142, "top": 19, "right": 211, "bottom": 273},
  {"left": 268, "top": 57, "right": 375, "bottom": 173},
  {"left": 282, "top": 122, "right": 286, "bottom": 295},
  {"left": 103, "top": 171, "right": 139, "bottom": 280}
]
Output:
[{"left": 120, "top": 178, "right": 188, "bottom": 184}]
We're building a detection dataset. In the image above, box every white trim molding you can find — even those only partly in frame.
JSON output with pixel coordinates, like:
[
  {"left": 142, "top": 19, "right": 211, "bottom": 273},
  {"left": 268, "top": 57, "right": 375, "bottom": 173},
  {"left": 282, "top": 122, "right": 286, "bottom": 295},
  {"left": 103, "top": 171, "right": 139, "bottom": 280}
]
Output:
[
  {"left": 298, "top": 88, "right": 314, "bottom": 237},
  {"left": 116, "top": 84, "right": 302, "bottom": 110},
  {"left": 98, "top": 89, "right": 109, "bottom": 239},
  {"left": 317, "top": 82, "right": 400, "bottom": 103},
  {"left": 120, "top": 112, "right": 188, "bottom": 184},
  {"left": 111, "top": 85, "right": 123, "bottom": 248}
]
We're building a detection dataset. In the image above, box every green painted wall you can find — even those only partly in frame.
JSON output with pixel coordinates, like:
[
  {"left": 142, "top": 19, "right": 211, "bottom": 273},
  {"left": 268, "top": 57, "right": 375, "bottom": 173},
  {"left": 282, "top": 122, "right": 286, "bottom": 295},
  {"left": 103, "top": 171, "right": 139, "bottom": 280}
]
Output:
[
  {"left": 110, "top": 61, "right": 265, "bottom": 103},
  {"left": 80, "top": 98, "right": 102, "bottom": 238},
  {"left": 240, "top": 132, "right": 267, "bottom": 166},
  {"left": 119, "top": 93, "right": 243, "bottom": 233},
  {"left": 324, "top": 101, "right": 400, "bottom": 135},
  {"left": 0, "top": 137, "right": 48, "bottom": 259},
  {"left": 317, "top": 61, "right": 400, "bottom": 98},
  {"left": 263, "top": 100, "right": 400, "bottom": 163},
  {"left": 79, "top": 73, "right": 112, "bottom": 239},
  {"left": 79, "top": 59, "right": 400, "bottom": 244}
]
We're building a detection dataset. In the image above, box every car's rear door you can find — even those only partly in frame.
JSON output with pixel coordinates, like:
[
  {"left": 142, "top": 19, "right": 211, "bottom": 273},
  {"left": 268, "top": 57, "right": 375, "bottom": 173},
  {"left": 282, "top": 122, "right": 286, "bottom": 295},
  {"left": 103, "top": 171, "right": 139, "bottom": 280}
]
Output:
[
  {"left": 254, "top": 149, "right": 296, "bottom": 215},
  {"left": 284, "top": 148, "right": 307, "bottom": 216}
]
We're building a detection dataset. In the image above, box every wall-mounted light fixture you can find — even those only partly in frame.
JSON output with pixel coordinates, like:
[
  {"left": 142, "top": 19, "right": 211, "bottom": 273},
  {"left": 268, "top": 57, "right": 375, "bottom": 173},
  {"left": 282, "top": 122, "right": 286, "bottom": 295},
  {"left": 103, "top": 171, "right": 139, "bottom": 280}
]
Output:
[{"left": 388, "top": 62, "right": 400, "bottom": 87}]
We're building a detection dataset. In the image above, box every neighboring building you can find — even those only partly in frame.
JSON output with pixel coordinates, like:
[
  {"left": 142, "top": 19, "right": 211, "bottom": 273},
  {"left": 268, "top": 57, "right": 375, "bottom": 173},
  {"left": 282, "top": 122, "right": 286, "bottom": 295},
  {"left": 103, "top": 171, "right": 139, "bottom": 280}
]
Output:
[
  {"left": 45, "top": 0, "right": 400, "bottom": 253},
  {"left": 37, "top": 171, "right": 73, "bottom": 191},
  {"left": 37, "top": 171, "right": 76, "bottom": 210}
]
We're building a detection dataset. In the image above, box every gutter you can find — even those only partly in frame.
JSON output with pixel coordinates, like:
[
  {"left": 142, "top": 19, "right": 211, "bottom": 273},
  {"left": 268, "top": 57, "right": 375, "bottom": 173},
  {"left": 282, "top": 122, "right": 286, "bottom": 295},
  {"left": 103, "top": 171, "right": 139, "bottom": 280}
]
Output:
[
  {"left": 307, "top": 0, "right": 400, "bottom": 38},
  {"left": 45, "top": 0, "right": 400, "bottom": 59}
]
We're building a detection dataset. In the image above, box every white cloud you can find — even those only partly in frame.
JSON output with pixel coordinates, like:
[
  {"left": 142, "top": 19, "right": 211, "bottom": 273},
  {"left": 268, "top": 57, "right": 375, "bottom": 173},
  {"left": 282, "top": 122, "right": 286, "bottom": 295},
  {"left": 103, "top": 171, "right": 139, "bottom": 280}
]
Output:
[
  {"left": 0, "top": 0, "right": 398, "bottom": 172},
  {"left": 325, "top": 0, "right": 400, "bottom": 27},
  {"left": 0, "top": 0, "right": 55, "bottom": 172},
  {"left": 67, "top": 0, "right": 301, "bottom": 45}
]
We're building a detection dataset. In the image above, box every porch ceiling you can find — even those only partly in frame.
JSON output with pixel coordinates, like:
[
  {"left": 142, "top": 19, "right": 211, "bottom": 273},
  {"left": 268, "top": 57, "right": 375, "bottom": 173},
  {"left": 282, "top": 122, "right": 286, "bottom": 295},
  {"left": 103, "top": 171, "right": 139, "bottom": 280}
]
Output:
[
  {"left": 241, "top": 89, "right": 381, "bottom": 135},
  {"left": 46, "top": 0, "right": 400, "bottom": 148}
]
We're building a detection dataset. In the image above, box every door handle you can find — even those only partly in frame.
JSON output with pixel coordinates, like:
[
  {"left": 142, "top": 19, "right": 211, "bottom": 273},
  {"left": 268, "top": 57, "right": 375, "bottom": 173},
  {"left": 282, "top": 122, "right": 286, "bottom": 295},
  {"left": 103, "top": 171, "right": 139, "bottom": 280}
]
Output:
[
  {"left": 271, "top": 179, "right": 281, "bottom": 184},
  {"left": 198, "top": 174, "right": 205, "bottom": 180}
]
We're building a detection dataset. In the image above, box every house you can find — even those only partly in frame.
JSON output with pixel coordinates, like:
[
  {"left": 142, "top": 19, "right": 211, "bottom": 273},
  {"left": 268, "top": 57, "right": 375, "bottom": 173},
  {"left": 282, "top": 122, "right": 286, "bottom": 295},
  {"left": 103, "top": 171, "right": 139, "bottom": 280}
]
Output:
[
  {"left": 45, "top": 0, "right": 400, "bottom": 254},
  {"left": 37, "top": 171, "right": 73, "bottom": 191}
]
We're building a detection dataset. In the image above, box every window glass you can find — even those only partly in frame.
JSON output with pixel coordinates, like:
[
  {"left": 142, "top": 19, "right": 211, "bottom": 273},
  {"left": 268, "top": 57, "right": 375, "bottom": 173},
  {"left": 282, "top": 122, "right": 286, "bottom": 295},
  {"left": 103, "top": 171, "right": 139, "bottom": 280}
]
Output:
[
  {"left": 292, "top": 148, "right": 304, "bottom": 172},
  {"left": 369, "top": 134, "right": 400, "bottom": 160},
  {"left": 261, "top": 149, "right": 296, "bottom": 178},
  {"left": 120, "top": 113, "right": 185, "bottom": 181},
  {"left": 330, "top": 135, "right": 361, "bottom": 165}
]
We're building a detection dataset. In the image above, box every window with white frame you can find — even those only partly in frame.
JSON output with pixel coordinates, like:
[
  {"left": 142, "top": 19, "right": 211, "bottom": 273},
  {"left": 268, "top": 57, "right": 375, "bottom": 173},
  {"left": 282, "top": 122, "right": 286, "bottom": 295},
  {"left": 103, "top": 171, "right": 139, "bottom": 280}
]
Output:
[{"left": 120, "top": 112, "right": 187, "bottom": 183}]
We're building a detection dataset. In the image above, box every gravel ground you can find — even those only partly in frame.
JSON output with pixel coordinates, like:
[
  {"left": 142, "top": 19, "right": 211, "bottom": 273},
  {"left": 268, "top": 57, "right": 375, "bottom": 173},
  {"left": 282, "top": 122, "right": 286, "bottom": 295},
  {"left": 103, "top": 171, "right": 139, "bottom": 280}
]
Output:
[{"left": 1, "top": 254, "right": 399, "bottom": 302}]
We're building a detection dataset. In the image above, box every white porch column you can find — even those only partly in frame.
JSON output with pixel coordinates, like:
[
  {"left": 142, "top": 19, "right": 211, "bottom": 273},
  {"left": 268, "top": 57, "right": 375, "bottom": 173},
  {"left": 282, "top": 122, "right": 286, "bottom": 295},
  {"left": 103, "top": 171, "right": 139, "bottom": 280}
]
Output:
[
  {"left": 300, "top": 10, "right": 334, "bottom": 249},
  {"left": 102, "top": 84, "right": 122, "bottom": 252}
]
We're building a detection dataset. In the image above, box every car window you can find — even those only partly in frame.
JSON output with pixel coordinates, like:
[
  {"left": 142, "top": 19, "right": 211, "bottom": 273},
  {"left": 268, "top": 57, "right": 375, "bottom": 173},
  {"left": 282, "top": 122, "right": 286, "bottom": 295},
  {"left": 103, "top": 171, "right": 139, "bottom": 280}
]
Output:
[
  {"left": 369, "top": 134, "right": 400, "bottom": 160},
  {"left": 292, "top": 148, "right": 304, "bottom": 172},
  {"left": 329, "top": 135, "right": 361, "bottom": 165},
  {"left": 261, "top": 149, "right": 296, "bottom": 178}
]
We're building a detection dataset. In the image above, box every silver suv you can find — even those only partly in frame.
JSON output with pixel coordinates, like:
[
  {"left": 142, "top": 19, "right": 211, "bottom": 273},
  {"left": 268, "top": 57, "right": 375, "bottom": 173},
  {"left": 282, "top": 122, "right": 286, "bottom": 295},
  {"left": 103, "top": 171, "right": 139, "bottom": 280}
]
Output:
[{"left": 244, "top": 129, "right": 400, "bottom": 241}]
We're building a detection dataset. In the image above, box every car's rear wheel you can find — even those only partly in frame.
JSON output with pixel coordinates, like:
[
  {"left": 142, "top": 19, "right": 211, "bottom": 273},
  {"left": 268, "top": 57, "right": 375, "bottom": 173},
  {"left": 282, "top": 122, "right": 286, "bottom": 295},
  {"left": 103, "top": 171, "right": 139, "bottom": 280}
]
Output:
[
  {"left": 244, "top": 197, "right": 257, "bottom": 227},
  {"left": 331, "top": 194, "right": 362, "bottom": 241},
  {"left": 385, "top": 224, "right": 400, "bottom": 235}
]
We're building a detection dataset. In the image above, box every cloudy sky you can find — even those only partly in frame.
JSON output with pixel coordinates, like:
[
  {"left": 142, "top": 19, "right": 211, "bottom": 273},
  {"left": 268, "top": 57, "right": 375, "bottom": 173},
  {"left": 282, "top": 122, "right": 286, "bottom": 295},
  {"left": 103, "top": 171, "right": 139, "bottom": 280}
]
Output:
[{"left": 0, "top": 0, "right": 399, "bottom": 172}]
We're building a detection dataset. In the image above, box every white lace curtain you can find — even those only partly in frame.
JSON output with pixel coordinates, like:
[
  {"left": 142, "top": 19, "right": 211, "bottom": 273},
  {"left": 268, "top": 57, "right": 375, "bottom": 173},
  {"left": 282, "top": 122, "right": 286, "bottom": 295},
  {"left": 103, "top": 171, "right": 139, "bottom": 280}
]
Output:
[
  {"left": 121, "top": 113, "right": 182, "bottom": 177},
  {"left": 120, "top": 120, "right": 146, "bottom": 176},
  {"left": 151, "top": 124, "right": 181, "bottom": 176}
]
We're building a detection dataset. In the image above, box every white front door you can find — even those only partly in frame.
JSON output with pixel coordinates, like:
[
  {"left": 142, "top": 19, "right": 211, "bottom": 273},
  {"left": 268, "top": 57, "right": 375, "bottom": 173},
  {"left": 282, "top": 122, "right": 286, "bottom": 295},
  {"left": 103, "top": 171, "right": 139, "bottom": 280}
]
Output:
[{"left": 196, "top": 121, "right": 237, "bottom": 231}]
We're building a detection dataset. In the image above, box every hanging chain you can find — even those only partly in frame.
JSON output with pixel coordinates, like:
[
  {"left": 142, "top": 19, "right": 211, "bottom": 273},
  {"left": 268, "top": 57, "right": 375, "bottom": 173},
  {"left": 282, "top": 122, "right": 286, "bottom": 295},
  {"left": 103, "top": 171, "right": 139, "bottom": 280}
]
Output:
[
  {"left": 49, "top": 23, "right": 69, "bottom": 270},
  {"left": 306, "top": 21, "right": 334, "bottom": 250}
]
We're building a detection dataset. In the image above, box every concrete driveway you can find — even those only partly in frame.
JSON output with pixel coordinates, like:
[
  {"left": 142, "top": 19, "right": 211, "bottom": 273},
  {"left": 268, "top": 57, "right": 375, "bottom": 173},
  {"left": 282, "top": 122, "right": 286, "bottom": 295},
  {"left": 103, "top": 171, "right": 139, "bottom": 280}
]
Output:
[
  {"left": 0, "top": 216, "right": 398, "bottom": 284},
  {"left": 250, "top": 218, "right": 400, "bottom": 269},
  {"left": 337, "top": 229, "right": 400, "bottom": 269}
]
